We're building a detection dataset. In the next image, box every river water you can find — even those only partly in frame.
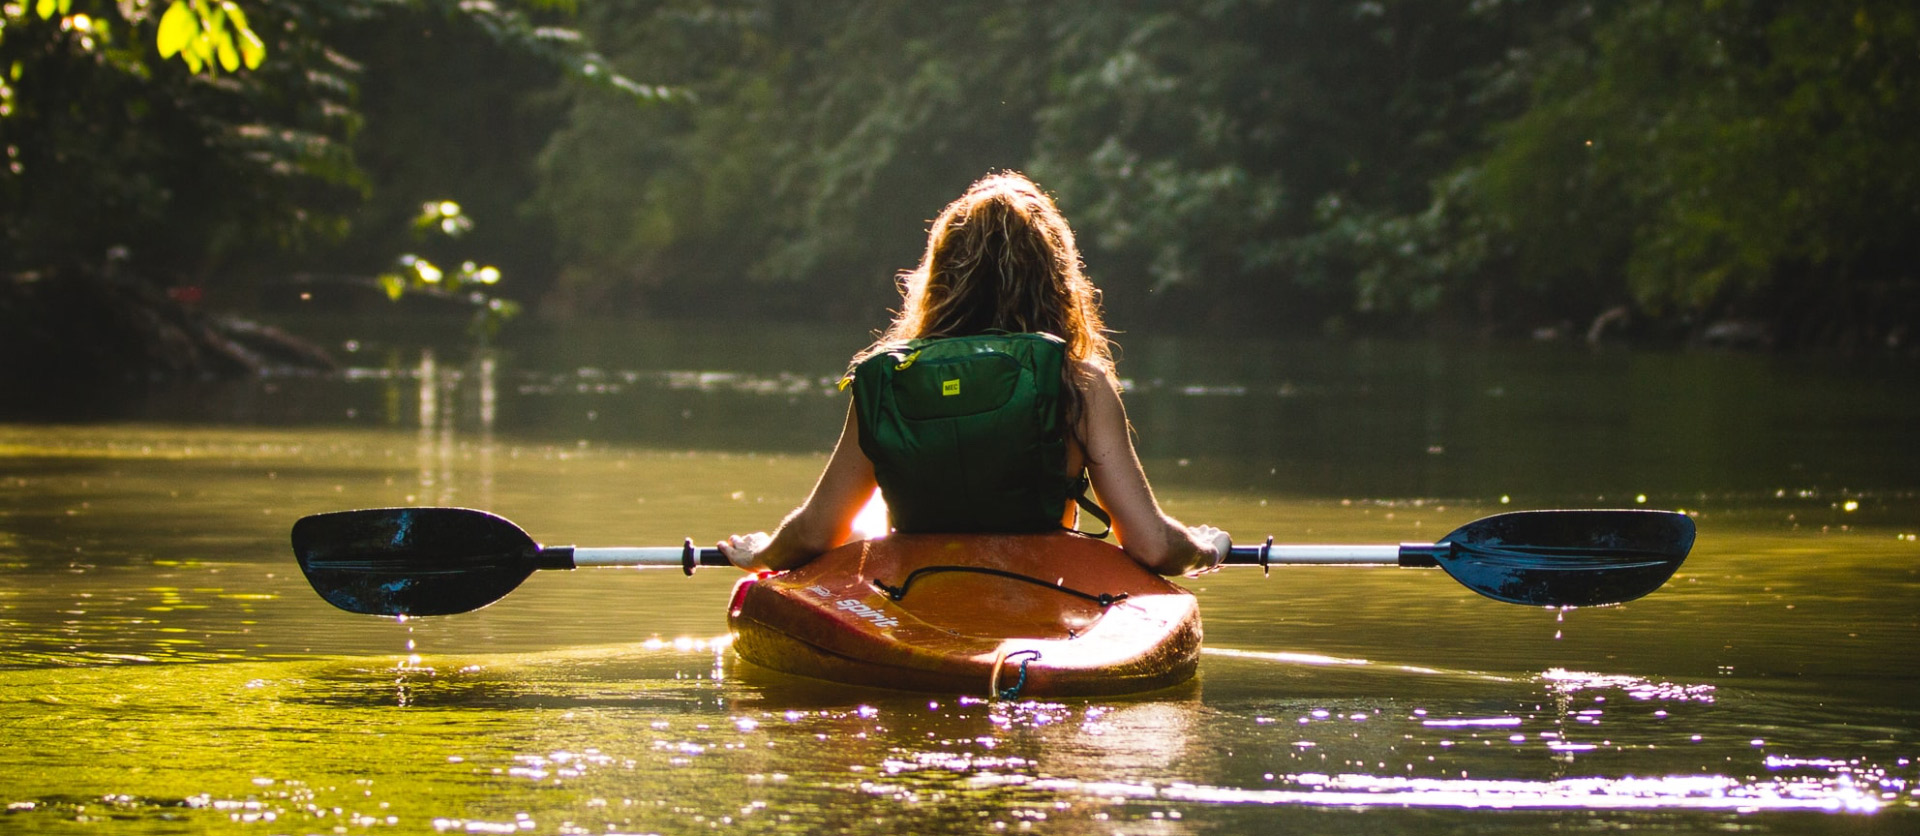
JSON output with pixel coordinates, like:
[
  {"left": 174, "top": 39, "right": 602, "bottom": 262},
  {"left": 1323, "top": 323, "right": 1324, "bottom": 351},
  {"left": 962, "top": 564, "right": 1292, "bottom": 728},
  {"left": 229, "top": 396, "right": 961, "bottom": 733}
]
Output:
[{"left": 0, "top": 318, "right": 1914, "bottom": 834}]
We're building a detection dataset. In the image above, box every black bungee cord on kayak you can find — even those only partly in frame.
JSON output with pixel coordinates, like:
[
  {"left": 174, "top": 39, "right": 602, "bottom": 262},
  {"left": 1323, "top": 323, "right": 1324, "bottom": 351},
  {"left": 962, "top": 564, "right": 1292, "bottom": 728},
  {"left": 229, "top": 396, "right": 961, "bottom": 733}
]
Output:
[{"left": 871, "top": 566, "right": 1130, "bottom": 608}]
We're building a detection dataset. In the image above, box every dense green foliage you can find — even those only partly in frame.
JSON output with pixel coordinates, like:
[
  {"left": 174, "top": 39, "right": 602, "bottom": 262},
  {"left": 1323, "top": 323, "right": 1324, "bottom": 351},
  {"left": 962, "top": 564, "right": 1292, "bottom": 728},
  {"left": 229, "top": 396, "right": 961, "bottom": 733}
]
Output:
[
  {"left": 2, "top": 0, "right": 365, "bottom": 282},
  {"left": 532, "top": 0, "right": 1538, "bottom": 326},
  {"left": 1460, "top": 0, "right": 1920, "bottom": 345},
  {"left": 529, "top": 1, "right": 1916, "bottom": 345},
  {"left": 3, "top": 0, "right": 1915, "bottom": 355},
  {"left": 1, "top": 0, "right": 640, "bottom": 289},
  {"left": 0, "top": 0, "right": 640, "bottom": 392}
]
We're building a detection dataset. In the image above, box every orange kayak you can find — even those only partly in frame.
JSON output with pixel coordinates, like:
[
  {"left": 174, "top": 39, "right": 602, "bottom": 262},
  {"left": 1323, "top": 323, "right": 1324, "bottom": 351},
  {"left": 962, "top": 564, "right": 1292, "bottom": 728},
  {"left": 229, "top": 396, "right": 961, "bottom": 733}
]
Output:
[{"left": 726, "top": 532, "right": 1202, "bottom": 697}]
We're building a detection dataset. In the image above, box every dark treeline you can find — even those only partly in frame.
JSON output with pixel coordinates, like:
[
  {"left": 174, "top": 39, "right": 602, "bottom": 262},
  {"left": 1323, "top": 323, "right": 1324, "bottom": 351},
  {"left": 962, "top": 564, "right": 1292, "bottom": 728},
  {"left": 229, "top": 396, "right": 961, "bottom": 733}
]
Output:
[
  {"left": 0, "top": 0, "right": 621, "bottom": 391},
  {"left": 531, "top": 0, "right": 1918, "bottom": 347},
  {"left": 4, "top": 0, "right": 1917, "bottom": 381}
]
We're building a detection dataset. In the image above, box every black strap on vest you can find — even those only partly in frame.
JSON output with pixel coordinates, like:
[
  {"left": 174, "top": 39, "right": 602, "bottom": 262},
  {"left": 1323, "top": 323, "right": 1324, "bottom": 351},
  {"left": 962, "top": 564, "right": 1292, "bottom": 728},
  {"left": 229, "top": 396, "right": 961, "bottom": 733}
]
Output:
[{"left": 1070, "top": 474, "right": 1112, "bottom": 538}]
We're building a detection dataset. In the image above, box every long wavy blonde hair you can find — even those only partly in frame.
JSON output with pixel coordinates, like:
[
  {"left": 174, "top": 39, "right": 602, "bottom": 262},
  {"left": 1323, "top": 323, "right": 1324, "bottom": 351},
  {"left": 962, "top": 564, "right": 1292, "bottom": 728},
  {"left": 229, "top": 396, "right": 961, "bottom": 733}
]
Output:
[
  {"left": 855, "top": 171, "right": 1113, "bottom": 437},
  {"left": 864, "top": 172, "right": 1111, "bottom": 361}
]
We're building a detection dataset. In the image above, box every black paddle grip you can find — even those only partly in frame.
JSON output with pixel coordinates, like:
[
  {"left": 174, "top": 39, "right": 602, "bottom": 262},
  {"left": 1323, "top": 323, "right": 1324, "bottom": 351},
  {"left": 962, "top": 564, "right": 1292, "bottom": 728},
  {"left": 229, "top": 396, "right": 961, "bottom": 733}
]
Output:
[
  {"left": 1396, "top": 542, "right": 1451, "bottom": 567},
  {"left": 534, "top": 546, "right": 577, "bottom": 570}
]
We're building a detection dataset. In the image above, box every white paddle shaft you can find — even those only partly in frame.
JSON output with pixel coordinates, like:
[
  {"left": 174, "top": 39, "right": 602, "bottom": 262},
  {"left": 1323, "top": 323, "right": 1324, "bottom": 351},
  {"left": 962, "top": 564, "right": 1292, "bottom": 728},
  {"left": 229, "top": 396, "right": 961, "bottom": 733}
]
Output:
[
  {"left": 1261, "top": 544, "right": 1407, "bottom": 565},
  {"left": 571, "top": 544, "right": 1415, "bottom": 568},
  {"left": 572, "top": 547, "right": 701, "bottom": 567}
]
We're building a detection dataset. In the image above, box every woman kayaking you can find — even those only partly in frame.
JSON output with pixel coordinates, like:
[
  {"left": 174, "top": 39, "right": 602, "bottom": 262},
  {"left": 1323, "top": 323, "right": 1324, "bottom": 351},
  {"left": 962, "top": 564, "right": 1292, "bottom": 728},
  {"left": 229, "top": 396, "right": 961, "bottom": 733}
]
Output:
[{"left": 718, "top": 172, "right": 1230, "bottom": 576}]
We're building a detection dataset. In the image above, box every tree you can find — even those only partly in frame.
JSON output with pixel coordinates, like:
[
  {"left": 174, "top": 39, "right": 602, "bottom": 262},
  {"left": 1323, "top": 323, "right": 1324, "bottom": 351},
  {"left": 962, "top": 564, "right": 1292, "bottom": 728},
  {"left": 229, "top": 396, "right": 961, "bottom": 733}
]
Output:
[
  {"left": 534, "top": 0, "right": 1050, "bottom": 318},
  {"left": 1363, "top": 0, "right": 1920, "bottom": 344},
  {"left": 0, "top": 0, "right": 646, "bottom": 396},
  {"left": 3, "top": 0, "right": 647, "bottom": 284},
  {"left": 534, "top": 1, "right": 1545, "bottom": 331},
  {"left": 2, "top": 0, "right": 367, "bottom": 284}
]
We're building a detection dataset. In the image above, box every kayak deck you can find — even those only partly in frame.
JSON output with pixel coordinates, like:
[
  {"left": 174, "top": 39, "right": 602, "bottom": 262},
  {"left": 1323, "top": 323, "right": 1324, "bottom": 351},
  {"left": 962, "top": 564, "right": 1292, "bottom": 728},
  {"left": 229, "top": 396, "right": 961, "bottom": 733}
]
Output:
[{"left": 726, "top": 532, "right": 1201, "bottom": 697}]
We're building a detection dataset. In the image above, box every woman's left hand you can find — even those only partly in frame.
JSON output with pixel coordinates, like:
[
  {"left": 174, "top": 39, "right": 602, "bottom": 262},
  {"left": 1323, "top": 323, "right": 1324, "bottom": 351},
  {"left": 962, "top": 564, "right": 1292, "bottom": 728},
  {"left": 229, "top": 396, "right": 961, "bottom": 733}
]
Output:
[{"left": 717, "top": 532, "right": 772, "bottom": 571}]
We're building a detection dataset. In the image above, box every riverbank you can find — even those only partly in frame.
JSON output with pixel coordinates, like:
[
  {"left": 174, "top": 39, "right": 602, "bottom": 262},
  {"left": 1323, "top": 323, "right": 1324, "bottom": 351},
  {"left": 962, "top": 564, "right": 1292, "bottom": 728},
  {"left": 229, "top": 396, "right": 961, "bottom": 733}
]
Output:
[{"left": 0, "top": 272, "right": 336, "bottom": 415}]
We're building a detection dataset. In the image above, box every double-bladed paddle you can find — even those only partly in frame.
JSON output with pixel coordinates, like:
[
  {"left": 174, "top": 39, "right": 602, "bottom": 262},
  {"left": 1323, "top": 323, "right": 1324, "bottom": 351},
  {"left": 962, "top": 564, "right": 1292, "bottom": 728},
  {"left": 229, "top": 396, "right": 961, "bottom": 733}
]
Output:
[{"left": 291, "top": 507, "right": 1693, "bottom": 617}]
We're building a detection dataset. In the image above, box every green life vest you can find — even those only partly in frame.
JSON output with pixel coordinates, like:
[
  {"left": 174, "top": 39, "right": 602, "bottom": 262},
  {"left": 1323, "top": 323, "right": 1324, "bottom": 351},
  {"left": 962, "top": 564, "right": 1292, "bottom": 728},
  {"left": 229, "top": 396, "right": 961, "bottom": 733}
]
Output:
[{"left": 851, "top": 332, "right": 1096, "bottom": 534}]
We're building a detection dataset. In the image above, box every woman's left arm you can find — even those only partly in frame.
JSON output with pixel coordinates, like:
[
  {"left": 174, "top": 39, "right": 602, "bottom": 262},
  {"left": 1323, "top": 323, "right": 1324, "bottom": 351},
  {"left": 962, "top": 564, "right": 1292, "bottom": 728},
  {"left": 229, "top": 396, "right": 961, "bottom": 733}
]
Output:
[{"left": 719, "top": 403, "right": 878, "bottom": 572}]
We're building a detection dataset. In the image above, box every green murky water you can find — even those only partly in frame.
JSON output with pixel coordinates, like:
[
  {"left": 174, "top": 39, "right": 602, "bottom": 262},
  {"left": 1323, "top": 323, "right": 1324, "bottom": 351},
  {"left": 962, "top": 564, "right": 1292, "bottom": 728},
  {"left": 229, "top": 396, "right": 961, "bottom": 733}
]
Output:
[{"left": 1, "top": 319, "right": 1915, "bottom": 834}]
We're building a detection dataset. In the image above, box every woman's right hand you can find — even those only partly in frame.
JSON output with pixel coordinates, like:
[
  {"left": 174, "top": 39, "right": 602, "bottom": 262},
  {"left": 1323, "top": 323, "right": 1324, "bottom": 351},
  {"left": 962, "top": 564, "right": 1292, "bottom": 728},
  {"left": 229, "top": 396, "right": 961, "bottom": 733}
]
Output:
[
  {"left": 718, "top": 532, "right": 772, "bottom": 571},
  {"left": 1185, "top": 525, "right": 1232, "bottom": 577}
]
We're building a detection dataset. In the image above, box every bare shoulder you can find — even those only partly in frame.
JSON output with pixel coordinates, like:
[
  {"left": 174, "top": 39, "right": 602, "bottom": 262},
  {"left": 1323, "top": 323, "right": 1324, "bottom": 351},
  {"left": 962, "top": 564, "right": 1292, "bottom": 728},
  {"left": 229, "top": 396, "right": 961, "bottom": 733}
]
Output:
[
  {"left": 1070, "top": 357, "right": 1119, "bottom": 392},
  {"left": 1073, "top": 358, "right": 1131, "bottom": 445}
]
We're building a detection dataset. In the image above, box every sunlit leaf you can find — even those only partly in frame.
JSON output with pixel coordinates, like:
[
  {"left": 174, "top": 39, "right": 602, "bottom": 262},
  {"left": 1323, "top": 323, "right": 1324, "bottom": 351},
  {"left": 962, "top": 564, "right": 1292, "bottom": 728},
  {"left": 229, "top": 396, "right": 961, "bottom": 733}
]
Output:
[
  {"left": 35, "top": 0, "right": 56, "bottom": 20},
  {"left": 220, "top": 1, "right": 249, "bottom": 30},
  {"left": 377, "top": 274, "right": 406, "bottom": 302},
  {"left": 156, "top": 1, "right": 196, "bottom": 59},
  {"left": 237, "top": 27, "right": 266, "bottom": 69},
  {"left": 216, "top": 32, "right": 239, "bottom": 72},
  {"left": 185, "top": 32, "right": 211, "bottom": 71}
]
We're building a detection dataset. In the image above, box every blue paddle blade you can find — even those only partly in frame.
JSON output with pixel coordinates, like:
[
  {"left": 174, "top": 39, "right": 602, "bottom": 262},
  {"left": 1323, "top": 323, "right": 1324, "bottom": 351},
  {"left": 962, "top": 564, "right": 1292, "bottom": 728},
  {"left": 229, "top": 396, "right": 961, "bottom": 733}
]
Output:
[
  {"left": 1435, "top": 509, "right": 1695, "bottom": 607},
  {"left": 292, "top": 507, "right": 541, "bottom": 616}
]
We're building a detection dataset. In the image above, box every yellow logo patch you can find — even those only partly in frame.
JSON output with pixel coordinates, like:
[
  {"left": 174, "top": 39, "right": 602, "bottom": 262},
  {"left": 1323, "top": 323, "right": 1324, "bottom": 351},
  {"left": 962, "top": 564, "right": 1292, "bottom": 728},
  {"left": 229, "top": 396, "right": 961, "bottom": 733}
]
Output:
[{"left": 942, "top": 379, "right": 961, "bottom": 396}]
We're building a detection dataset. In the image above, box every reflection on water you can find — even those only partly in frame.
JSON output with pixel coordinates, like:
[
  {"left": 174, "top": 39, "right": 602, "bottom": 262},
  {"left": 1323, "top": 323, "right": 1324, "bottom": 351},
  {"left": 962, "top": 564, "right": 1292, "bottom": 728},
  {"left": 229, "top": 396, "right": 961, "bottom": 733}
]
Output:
[
  {"left": 1153, "top": 773, "right": 1886, "bottom": 813},
  {"left": 0, "top": 326, "right": 1915, "bottom": 833},
  {"left": 0, "top": 641, "right": 1908, "bottom": 834}
]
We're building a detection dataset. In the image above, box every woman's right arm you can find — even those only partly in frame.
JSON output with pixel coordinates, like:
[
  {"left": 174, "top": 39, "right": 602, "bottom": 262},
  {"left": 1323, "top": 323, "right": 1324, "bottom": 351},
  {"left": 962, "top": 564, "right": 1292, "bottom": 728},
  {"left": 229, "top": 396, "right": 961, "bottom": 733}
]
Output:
[{"left": 1077, "top": 363, "right": 1228, "bottom": 576}]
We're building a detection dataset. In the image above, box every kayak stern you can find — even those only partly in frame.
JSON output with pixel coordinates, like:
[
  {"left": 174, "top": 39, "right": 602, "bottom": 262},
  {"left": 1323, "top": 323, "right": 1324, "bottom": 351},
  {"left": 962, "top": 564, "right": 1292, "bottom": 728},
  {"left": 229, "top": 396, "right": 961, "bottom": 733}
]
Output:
[{"left": 727, "top": 533, "right": 1202, "bottom": 697}]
